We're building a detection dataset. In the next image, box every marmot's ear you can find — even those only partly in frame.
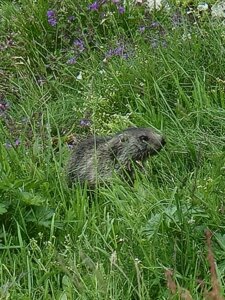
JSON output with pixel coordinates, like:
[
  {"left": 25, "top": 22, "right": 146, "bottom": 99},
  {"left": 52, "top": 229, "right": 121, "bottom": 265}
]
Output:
[
  {"left": 106, "top": 133, "right": 128, "bottom": 158},
  {"left": 117, "top": 133, "right": 129, "bottom": 143}
]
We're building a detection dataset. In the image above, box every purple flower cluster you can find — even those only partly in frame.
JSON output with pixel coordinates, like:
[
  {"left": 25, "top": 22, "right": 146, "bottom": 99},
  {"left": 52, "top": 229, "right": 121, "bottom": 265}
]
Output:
[
  {"left": 139, "top": 21, "right": 161, "bottom": 33},
  {"left": 138, "top": 20, "right": 167, "bottom": 49},
  {"left": 67, "top": 39, "right": 85, "bottom": 65},
  {"left": 67, "top": 57, "right": 77, "bottom": 65},
  {"left": 139, "top": 26, "right": 146, "bottom": 33},
  {"left": 111, "top": 0, "right": 125, "bottom": 13},
  {"left": 74, "top": 39, "right": 85, "bottom": 52},
  {"left": 88, "top": 1, "right": 99, "bottom": 11},
  {"left": 105, "top": 43, "right": 129, "bottom": 60},
  {"left": 80, "top": 119, "right": 91, "bottom": 127},
  {"left": 47, "top": 10, "right": 57, "bottom": 27},
  {"left": 88, "top": 0, "right": 125, "bottom": 14},
  {"left": 0, "top": 101, "right": 10, "bottom": 117},
  {"left": 118, "top": 6, "right": 125, "bottom": 14},
  {"left": 5, "top": 139, "right": 20, "bottom": 149},
  {"left": 88, "top": 0, "right": 108, "bottom": 11}
]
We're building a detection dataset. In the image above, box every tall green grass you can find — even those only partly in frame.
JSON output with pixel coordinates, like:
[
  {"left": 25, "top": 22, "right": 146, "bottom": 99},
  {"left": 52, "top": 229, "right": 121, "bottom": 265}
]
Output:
[{"left": 0, "top": 0, "right": 225, "bottom": 299}]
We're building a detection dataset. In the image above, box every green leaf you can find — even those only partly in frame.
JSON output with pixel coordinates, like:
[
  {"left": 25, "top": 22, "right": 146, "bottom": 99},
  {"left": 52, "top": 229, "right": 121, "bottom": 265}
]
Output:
[
  {"left": 18, "top": 191, "right": 46, "bottom": 206},
  {"left": 0, "top": 203, "right": 7, "bottom": 215}
]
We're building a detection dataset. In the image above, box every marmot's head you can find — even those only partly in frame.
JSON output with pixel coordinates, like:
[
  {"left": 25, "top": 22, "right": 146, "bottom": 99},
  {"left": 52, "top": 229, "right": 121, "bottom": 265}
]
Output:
[{"left": 107, "top": 127, "right": 166, "bottom": 163}]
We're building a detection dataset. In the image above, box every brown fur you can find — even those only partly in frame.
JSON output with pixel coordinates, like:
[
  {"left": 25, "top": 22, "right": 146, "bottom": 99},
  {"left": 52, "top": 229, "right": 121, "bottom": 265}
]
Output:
[{"left": 67, "top": 127, "right": 165, "bottom": 187}]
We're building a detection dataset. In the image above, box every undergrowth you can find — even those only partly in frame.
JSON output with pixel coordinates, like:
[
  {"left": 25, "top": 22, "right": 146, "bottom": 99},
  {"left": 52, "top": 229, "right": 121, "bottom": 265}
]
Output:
[{"left": 0, "top": 0, "right": 225, "bottom": 299}]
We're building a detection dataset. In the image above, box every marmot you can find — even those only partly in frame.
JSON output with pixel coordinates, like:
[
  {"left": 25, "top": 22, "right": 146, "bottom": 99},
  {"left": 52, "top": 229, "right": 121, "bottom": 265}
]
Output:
[{"left": 67, "top": 127, "right": 166, "bottom": 187}]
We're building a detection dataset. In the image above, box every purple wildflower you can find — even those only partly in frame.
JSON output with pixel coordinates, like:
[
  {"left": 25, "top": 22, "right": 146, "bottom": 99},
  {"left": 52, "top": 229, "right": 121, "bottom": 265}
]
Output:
[
  {"left": 0, "top": 101, "right": 10, "bottom": 116},
  {"left": 47, "top": 10, "right": 57, "bottom": 27},
  {"left": 5, "top": 139, "right": 20, "bottom": 149},
  {"left": 88, "top": 0, "right": 107, "bottom": 11},
  {"left": 80, "top": 119, "right": 91, "bottom": 127},
  {"left": 139, "top": 26, "right": 146, "bottom": 33},
  {"left": 47, "top": 10, "right": 55, "bottom": 18},
  {"left": 67, "top": 57, "right": 77, "bottom": 65},
  {"left": 112, "top": 0, "right": 120, "bottom": 3},
  {"left": 49, "top": 19, "right": 57, "bottom": 27},
  {"left": 15, "top": 139, "right": 20, "bottom": 146},
  {"left": 106, "top": 49, "right": 114, "bottom": 58},
  {"left": 114, "top": 45, "right": 124, "bottom": 56},
  {"left": 105, "top": 49, "right": 114, "bottom": 58},
  {"left": 105, "top": 43, "right": 130, "bottom": 60},
  {"left": 118, "top": 6, "right": 125, "bottom": 14},
  {"left": 74, "top": 39, "right": 85, "bottom": 52},
  {"left": 151, "top": 21, "right": 160, "bottom": 28},
  {"left": 68, "top": 16, "right": 75, "bottom": 22},
  {"left": 88, "top": 1, "right": 99, "bottom": 11}
]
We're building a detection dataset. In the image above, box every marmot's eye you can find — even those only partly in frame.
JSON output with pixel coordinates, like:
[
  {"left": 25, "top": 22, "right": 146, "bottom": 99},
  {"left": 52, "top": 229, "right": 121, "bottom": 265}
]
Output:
[{"left": 139, "top": 135, "right": 149, "bottom": 142}]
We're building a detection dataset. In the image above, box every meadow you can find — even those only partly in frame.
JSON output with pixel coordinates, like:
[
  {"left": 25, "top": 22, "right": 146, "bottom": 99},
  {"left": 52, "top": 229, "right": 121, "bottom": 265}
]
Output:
[{"left": 0, "top": 0, "right": 225, "bottom": 299}]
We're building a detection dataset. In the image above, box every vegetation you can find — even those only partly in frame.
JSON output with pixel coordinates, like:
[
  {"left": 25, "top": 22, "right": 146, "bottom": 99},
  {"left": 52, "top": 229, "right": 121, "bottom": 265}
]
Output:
[{"left": 0, "top": 0, "right": 225, "bottom": 299}]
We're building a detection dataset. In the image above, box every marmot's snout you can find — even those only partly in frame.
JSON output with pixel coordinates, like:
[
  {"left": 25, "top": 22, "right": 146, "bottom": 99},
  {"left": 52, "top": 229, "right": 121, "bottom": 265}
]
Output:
[{"left": 146, "top": 133, "right": 166, "bottom": 155}]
